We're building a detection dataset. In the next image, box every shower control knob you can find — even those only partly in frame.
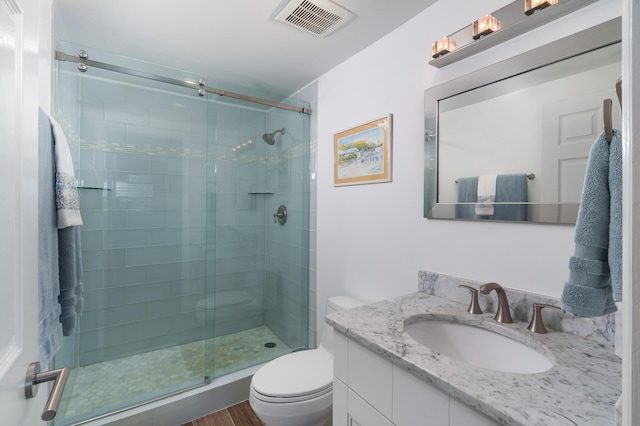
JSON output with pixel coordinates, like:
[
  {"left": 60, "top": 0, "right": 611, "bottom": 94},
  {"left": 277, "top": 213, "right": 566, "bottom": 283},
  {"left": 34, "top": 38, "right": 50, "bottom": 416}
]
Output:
[{"left": 273, "top": 205, "right": 287, "bottom": 225}]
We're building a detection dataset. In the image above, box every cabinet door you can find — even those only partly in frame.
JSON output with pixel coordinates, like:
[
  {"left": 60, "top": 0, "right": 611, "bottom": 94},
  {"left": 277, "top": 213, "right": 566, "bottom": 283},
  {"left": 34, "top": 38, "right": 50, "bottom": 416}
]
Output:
[
  {"left": 393, "top": 366, "right": 450, "bottom": 426},
  {"left": 348, "top": 340, "right": 393, "bottom": 418},
  {"left": 334, "top": 330, "right": 349, "bottom": 382},
  {"left": 348, "top": 389, "right": 393, "bottom": 426},
  {"left": 334, "top": 378, "right": 349, "bottom": 426},
  {"left": 450, "top": 398, "right": 500, "bottom": 426}
]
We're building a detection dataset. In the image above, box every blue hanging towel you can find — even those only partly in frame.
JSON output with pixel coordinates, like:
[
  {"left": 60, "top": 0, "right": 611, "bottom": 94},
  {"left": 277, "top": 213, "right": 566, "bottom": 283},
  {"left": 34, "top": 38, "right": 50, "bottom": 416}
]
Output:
[
  {"left": 38, "top": 109, "right": 63, "bottom": 369},
  {"left": 609, "top": 129, "right": 622, "bottom": 301},
  {"left": 561, "top": 132, "right": 617, "bottom": 317},
  {"left": 455, "top": 176, "right": 478, "bottom": 219},
  {"left": 48, "top": 113, "right": 85, "bottom": 335},
  {"left": 491, "top": 174, "right": 528, "bottom": 221}
]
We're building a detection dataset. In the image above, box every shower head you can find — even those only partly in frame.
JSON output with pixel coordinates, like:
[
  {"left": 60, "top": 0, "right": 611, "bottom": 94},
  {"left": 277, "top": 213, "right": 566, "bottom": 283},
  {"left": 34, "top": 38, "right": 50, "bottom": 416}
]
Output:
[{"left": 262, "top": 128, "right": 285, "bottom": 145}]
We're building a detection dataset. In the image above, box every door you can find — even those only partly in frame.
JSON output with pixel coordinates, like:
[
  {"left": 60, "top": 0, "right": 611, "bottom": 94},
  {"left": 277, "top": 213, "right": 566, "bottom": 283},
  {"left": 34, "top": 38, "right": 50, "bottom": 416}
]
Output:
[
  {"left": 539, "top": 89, "right": 621, "bottom": 222},
  {"left": 541, "top": 89, "right": 621, "bottom": 203},
  {"left": 0, "top": 0, "right": 44, "bottom": 423},
  {"left": 622, "top": 0, "right": 640, "bottom": 423}
]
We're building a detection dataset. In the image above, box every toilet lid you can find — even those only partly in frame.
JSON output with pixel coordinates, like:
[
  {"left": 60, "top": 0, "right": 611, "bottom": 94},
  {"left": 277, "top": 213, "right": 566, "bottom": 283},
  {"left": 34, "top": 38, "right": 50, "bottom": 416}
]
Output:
[{"left": 251, "top": 350, "right": 333, "bottom": 398}]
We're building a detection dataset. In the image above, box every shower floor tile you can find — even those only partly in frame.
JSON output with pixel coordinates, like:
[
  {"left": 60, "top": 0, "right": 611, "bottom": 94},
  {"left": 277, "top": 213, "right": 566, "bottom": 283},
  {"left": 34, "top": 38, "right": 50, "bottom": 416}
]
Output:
[{"left": 55, "top": 326, "right": 290, "bottom": 425}]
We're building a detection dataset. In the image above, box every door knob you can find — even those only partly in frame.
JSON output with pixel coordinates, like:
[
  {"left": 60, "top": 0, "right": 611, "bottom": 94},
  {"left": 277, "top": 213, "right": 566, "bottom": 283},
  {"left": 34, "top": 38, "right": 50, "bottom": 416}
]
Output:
[{"left": 25, "top": 362, "right": 70, "bottom": 421}]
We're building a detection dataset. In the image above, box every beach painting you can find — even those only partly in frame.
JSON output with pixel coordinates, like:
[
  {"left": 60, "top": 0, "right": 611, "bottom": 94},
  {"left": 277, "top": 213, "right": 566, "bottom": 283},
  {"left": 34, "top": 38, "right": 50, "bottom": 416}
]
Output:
[{"left": 334, "top": 114, "right": 392, "bottom": 186}]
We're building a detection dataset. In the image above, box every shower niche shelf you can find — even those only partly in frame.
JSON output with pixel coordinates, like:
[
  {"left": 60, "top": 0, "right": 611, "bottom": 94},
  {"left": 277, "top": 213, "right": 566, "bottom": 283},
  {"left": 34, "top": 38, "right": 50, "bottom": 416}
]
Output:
[
  {"left": 78, "top": 186, "right": 112, "bottom": 191},
  {"left": 248, "top": 192, "right": 275, "bottom": 195}
]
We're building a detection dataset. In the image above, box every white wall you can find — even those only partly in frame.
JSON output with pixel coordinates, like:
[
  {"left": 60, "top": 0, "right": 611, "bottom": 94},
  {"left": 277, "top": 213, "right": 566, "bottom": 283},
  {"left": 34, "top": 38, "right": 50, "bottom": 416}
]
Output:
[{"left": 316, "top": 0, "right": 622, "bottom": 330}]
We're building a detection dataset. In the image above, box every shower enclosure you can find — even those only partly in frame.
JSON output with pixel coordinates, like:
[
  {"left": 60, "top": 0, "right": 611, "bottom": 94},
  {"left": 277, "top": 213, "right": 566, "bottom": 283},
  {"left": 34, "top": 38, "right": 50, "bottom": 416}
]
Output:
[{"left": 52, "top": 43, "right": 311, "bottom": 425}]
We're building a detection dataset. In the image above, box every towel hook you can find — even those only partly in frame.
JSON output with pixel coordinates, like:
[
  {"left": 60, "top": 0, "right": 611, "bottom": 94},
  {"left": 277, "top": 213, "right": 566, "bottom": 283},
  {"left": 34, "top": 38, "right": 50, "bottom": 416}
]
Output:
[
  {"left": 603, "top": 98, "right": 613, "bottom": 143},
  {"left": 616, "top": 77, "right": 622, "bottom": 110}
]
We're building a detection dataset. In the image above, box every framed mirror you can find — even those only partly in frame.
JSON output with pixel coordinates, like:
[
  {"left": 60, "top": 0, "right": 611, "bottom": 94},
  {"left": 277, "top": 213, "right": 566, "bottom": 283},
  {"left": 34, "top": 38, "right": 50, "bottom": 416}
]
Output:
[{"left": 424, "top": 18, "right": 621, "bottom": 224}]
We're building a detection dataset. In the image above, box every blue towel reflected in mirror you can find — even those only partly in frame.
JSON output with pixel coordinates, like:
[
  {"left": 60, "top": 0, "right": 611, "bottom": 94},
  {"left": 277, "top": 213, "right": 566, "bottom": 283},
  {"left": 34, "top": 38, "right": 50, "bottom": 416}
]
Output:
[{"left": 455, "top": 174, "right": 528, "bottom": 221}]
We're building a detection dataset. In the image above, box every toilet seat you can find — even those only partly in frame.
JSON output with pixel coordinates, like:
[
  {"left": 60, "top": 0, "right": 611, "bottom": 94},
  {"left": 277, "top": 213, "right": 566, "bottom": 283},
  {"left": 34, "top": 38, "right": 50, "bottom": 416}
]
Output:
[
  {"left": 250, "top": 383, "right": 332, "bottom": 404},
  {"left": 251, "top": 349, "right": 333, "bottom": 402}
]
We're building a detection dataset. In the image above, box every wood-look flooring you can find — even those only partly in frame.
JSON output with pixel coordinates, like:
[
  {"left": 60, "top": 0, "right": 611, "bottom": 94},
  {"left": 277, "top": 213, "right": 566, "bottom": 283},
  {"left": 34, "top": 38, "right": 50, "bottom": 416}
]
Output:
[{"left": 181, "top": 401, "right": 264, "bottom": 426}]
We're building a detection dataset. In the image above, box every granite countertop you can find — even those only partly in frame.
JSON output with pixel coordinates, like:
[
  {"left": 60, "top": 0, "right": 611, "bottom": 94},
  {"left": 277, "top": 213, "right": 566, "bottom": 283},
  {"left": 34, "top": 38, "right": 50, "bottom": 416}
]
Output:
[{"left": 326, "top": 292, "right": 621, "bottom": 426}]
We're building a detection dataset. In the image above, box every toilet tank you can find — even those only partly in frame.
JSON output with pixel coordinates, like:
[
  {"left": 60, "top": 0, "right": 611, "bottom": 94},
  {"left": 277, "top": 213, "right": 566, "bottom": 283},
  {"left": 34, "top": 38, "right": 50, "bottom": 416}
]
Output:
[{"left": 319, "top": 296, "right": 365, "bottom": 354}]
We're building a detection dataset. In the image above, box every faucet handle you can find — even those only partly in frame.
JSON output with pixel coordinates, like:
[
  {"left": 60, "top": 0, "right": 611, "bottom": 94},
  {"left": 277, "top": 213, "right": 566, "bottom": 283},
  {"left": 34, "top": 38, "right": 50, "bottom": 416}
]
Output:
[
  {"left": 458, "top": 285, "right": 482, "bottom": 314},
  {"left": 527, "top": 303, "right": 565, "bottom": 334}
]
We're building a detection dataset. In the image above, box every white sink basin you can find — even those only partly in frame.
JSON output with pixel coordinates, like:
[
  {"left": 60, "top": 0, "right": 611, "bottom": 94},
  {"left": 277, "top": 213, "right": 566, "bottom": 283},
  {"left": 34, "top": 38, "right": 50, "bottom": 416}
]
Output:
[{"left": 405, "top": 320, "right": 553, "bottom": 374}]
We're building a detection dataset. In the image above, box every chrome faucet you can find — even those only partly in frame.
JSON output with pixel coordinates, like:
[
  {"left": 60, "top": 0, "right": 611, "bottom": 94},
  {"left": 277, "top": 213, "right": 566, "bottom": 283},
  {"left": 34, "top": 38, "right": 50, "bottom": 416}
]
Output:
[{"left": 479, "top": 282, "right": 513, "bottom": 323}]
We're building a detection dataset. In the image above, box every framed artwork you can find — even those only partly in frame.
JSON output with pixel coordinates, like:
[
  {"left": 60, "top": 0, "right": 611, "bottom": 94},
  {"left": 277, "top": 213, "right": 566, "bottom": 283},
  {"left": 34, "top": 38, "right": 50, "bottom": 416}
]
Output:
[{"left": 333, "top": 114, "right": 392, "bottom": 186}]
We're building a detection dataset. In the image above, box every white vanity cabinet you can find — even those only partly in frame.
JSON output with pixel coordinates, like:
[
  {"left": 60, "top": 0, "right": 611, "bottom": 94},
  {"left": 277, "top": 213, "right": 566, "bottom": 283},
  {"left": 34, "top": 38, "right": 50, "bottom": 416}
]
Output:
[{"left": 333, "top": 331, "right": 499, "bottom": 426}]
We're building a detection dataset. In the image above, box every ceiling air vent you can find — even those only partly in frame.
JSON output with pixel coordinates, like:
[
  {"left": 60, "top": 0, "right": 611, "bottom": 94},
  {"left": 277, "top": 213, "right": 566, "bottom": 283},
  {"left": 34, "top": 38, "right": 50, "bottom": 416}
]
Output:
[{"left": 275, "top": 0, "right": 354, "bottom": 38}]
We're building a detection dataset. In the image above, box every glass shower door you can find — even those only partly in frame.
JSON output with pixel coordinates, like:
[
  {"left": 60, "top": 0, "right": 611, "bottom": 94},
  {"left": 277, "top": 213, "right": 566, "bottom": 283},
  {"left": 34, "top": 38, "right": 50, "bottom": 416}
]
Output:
[
  {"left": 204, "top": 93, "right": 311, "bottom": 380},
  {"left": 53, "top": 43, "right": 212, "bottom": 424},
  {"left": 204, "top": 96, "right": 290, "bottom": 378}
]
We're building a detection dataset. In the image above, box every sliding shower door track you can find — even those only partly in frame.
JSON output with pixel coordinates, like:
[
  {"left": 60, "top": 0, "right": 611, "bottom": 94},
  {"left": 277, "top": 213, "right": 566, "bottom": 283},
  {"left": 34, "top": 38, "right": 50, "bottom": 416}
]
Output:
[
  {"left": 65, "top": 380, "right": 209, "bottom": 425},
  {"left": 55, "top": 50, "right": 312, "bottom": 115}
]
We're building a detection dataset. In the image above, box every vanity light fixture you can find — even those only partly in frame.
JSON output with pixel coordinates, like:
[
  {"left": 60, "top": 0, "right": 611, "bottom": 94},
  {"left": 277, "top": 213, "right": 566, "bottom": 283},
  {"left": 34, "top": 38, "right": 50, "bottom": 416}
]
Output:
[
  {"left": 472, "top": 14, "right": 501, "bottom": 40},
  {"left": 431, "top": 36, "right": 457, "bottom": 58},
  {"left": 524, "top": 0, "right": 558, "bottom": 16},
  {"left": 428, "top": 0, "right": 598, "bottom": 68}
]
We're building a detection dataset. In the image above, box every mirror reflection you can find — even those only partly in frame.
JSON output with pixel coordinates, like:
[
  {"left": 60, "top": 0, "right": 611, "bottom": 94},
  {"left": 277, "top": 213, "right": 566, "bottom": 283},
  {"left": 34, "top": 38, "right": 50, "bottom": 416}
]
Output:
[{"left": 425, "top": 41, "right": 621, "bottom": 224}]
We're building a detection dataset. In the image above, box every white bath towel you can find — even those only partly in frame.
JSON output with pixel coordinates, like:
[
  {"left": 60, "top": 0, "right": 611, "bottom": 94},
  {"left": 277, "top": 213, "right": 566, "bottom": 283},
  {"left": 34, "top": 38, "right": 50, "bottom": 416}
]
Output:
[
  {"left": 49, "top": 115, "right": 83, "bottom": 228},
  {"left": 476, "top": 174, "right": 497, "bottom": 216}
]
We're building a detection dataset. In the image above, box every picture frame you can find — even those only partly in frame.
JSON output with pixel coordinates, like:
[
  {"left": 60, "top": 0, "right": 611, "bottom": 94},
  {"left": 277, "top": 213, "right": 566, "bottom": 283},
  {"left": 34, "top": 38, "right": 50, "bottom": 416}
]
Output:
[{"left": 333, "top": 114, "right": 392, "bottom": 186}]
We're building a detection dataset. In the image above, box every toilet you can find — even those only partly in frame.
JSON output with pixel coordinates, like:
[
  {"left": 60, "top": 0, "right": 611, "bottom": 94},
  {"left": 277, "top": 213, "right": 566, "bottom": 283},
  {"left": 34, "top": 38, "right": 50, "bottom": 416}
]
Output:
[{"left": 249, "top": 296, "right": 364, "bottom": 426}]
